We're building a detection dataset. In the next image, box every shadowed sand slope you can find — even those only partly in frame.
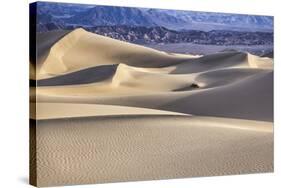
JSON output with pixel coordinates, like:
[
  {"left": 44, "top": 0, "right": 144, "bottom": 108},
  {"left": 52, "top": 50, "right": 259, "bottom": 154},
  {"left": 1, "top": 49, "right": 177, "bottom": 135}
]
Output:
[
  {"left": 36, "top": 30, "right": 71, "bottom": 65},
  {"left": 32, "top": 28, "right": 274, "bottom": 187},
  {"left": 37, "top": 64, "right": 118, "bottom": 86},
  {"left": 34, "top": 65, "right": 273, "bottom": 121}
]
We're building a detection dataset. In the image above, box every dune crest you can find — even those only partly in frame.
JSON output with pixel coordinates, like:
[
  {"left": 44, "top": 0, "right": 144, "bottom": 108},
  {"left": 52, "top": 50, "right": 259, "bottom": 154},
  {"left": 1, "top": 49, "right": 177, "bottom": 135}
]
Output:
[
  {"left": 247, "top": 53, "right": 273, "bottom": 69},
  {"left": 38, "top": 28, "right": 196, "bottom": 79},
  {"left": 31, "top": 102, "right": 189, "bottom": 120},
  {"left": 38, "top": 29, "right": 83, "bottom": 76}
]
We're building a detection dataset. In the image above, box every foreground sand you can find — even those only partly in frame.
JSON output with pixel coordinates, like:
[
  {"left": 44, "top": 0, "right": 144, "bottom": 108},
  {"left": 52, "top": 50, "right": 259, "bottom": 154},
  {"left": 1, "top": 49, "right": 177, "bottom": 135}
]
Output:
[
  {"left": 31, "top": 28, "right": 273, "bottom": 187},
  {"left": 34, "top": 115, "right": 272, "bottom": 186}
]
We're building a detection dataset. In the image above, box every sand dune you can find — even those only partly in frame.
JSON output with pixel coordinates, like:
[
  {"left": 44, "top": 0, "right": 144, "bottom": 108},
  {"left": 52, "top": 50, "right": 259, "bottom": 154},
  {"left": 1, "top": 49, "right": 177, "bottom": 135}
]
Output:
[
  {"left": 37, "top": 28, "right": 272, "bottom": 79},
  {"left": 34, "top": 65, "right": 272, "bottom": 121},
  {"left": 32, "top": 28, "right": 273, "bottom": 187},
  {"left": 31, "top": 103, "right": 189, "bottom": 120},
  {"left": 161, "top": 70, "right": 273, "bottom": 122},
  {"left": 38, "top": 28, "right": 196, "bottom": 79},
  {"left": 34, "top": 115, "right": 272, "bottom": 186}
]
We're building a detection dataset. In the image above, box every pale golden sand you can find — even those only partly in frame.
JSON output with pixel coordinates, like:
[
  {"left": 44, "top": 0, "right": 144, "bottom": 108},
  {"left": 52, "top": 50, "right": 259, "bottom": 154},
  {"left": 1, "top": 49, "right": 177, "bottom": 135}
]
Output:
[
  {"left": 35, "top": 115, "right": 272, "bottom": 186},
  {"left": 31, "top": 28, "right": 273, "bottom": 187},
  {"left": 31, "top": 103, "right": 189, "bottom": 120}
]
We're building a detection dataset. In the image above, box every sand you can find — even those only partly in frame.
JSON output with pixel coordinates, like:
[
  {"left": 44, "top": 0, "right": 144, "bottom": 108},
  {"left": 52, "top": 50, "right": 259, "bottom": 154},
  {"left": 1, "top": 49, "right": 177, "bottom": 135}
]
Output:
[
  {"left": 31, "top": 28, "right": 273, "bottom": 187},
  {"left": 35, "top": 115, "right": 272, "bottom": 186},
  {"left": 31, "top": 103, "right": 189, "bottom": 120}
]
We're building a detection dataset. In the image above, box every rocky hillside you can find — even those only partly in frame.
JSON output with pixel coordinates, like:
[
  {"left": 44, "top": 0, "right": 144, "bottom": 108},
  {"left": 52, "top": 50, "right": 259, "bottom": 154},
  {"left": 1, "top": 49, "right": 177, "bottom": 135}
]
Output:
[{"left": 76, "top": 26, "right": 273, "bottom": 46}]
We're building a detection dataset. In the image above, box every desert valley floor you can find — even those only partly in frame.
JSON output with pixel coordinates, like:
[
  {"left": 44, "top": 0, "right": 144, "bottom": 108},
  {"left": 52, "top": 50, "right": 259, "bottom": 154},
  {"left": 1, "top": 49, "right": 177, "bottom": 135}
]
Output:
[{"left": 30, "top": 28, "right": 273, "bottom": 187}]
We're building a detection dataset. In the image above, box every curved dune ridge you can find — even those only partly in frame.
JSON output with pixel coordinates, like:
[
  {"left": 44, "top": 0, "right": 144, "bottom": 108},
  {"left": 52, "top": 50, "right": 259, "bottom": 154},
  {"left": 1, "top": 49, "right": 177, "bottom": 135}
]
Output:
[
  {"left": 31, "top": 102, "right": 190, "bottom": 120},
  {"left": 38, "top": 28, "right": 196, "bottom": 79},
  {"left": 32, "top": 28, "right": 273, "bottom": 186}
]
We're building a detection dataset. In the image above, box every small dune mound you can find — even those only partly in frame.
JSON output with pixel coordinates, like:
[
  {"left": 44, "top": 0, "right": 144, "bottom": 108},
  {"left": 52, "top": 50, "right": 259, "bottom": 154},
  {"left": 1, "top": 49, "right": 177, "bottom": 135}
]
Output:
[
  {"left": 247, "top": 53, "right": 273, "bottom": 69},
  {"left": 194, "top": 68, "right": 269, "bottom": 88},
  {"left": 111, "top": 63, "right": 195, "bottom": 91},
  {"left": 171, "top": 51, "right": 248, "bottom": 74},
  {"left": 171, "top": 51, "right": 273, "bottom": 75},
  {"left": 111, "top": 63, "right": 136, "bottom": 87},
  {"left": 110, "top": 63, "right": 170, "bottom": 88}
]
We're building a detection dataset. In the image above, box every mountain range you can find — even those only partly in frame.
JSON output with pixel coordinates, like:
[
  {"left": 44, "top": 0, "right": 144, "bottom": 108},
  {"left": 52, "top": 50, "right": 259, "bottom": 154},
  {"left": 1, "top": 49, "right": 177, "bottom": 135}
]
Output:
[
  {"left": 36, "top": 2, "right": 273, "bottom": 32},
  {"left": 82, "top": 25, "right": 273, "bottom": 46}
]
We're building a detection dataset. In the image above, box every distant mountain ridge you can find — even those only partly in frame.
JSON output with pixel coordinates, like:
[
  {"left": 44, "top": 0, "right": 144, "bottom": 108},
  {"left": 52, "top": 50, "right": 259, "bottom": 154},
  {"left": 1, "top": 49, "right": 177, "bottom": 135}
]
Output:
[
  {"left": 67, "top": 6, "right": 155, "bottom": 27},
  {"left": 155, "top": 9, "right": 273, "bottom": 31},
  {"left": 36, "top": 2, "right": 273, "bottom": 32}
]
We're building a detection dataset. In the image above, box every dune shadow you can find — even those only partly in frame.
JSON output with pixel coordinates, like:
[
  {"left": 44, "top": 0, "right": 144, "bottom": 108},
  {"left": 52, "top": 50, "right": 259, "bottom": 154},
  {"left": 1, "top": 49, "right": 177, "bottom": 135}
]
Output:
[
  {"left": 171, "top": 52, "right": 247, "bottom": 74},
  {"left": 173, "top": 83, "right": 200, "bottom": 92},
  {"left": 36, "top": 30, "right": 71, "bottom": 65},
  {"left": 37, "top": 64, "right": 118, "bottom": 86}
]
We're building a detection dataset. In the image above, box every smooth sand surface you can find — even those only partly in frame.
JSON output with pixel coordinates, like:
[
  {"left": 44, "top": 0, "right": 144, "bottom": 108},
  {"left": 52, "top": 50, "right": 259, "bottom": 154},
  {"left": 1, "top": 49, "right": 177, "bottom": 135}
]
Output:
[
  {"left": 31, "top": 103, "right": 189, "bottom": 120},
  {"left": 35, "top": 115, "right": 272, "bottom": 186},
  {"left": 32, "top": 28, "right": 273, "bottom": 187}
]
